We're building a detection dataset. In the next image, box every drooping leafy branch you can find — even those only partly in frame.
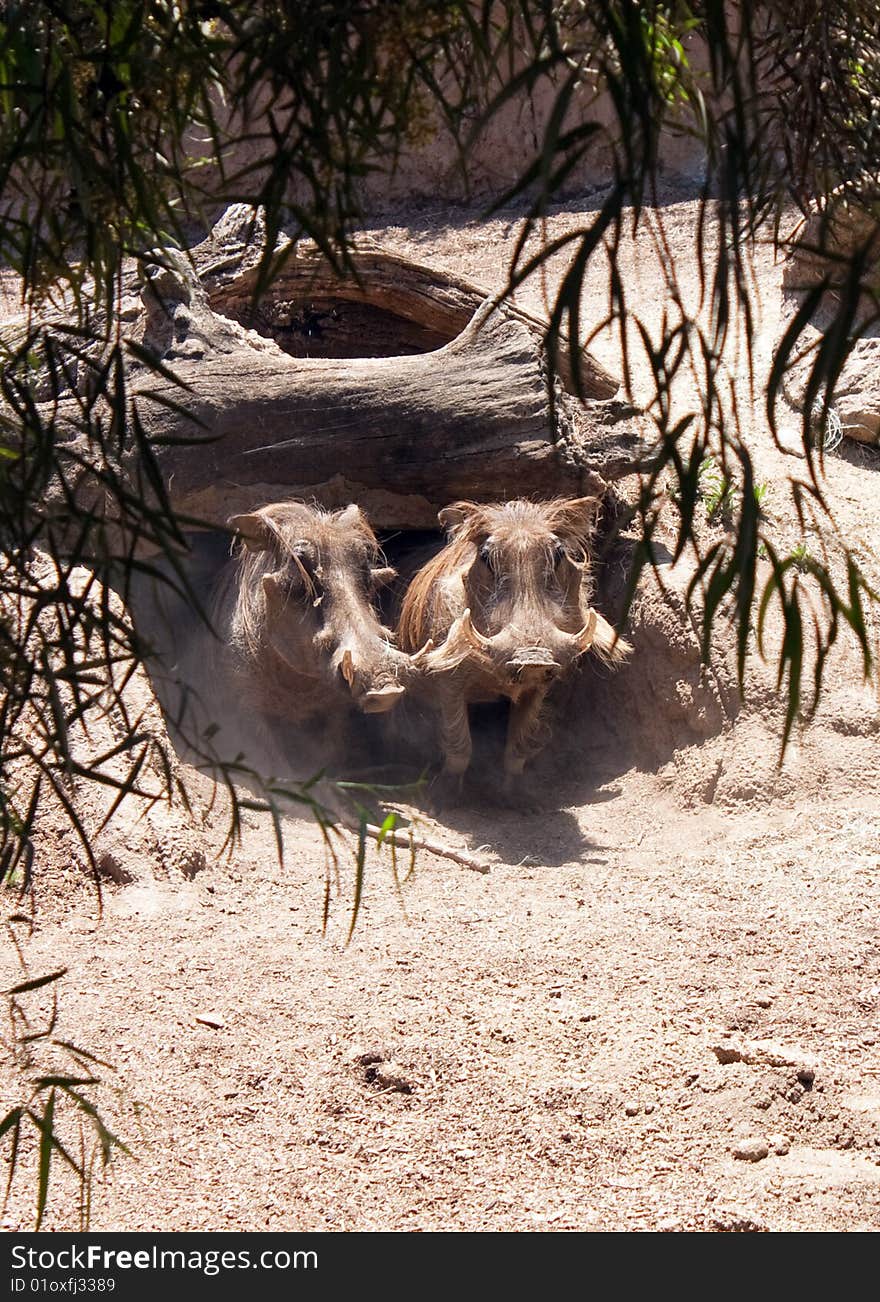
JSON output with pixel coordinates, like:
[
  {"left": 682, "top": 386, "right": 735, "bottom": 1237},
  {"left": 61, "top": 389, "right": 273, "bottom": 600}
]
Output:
[{"left": 492, "top": 1, "right": 880, "bottom": 745}]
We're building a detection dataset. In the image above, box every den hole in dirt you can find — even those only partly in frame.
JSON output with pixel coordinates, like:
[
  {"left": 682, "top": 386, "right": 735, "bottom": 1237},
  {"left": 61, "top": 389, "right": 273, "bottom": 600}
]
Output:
[
  {"left": 122, "top": 512, "right": 732, "bottom": 826},
  {"left": 834, "top": 439, "right": 880, "bottom": 475}
]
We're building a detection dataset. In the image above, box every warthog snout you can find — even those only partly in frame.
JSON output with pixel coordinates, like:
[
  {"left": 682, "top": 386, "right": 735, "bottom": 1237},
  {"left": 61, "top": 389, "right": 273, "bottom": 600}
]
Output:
[
  {"left": 339, "top": 648, "right": 406, "bottom": 713},
  {"left": 360, "top": 684, "right": 406, "bottom": 713},
  {"left": 506, "top": 646, "right": 561, "bottom": 687}
]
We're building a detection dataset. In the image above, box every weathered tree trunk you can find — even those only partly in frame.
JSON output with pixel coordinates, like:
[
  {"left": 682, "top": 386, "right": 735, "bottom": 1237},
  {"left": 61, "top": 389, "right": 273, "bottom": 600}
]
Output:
[
  {"left": 197, "top": 223, "right": 620, "bottom": 400},
  {"left": 45, "top": 209, "right": 652, "bottom": 537},
  {"left": 134, "top": 313, "right": 644, "bottom": 531}
]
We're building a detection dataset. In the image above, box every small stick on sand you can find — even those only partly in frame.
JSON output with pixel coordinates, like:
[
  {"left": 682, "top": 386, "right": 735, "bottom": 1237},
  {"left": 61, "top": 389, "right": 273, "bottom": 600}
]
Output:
[
  {"left": 315, "top": 782, "right": 492, "bottom": 875},
  {"left": 364, "top": 823, "right": 491, "bottom": 875},
  {"left": 332, "top": 811, "right": 490, "bottom": 874}
]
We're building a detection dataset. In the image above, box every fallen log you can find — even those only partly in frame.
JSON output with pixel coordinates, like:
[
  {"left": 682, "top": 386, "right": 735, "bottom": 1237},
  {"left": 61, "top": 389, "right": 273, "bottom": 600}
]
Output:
[
  {"left": 197, "top": 222, "right": 620, "bottom": 401},
  {"left": 38, "top": 209, "right": 652, "bottom": 541}
]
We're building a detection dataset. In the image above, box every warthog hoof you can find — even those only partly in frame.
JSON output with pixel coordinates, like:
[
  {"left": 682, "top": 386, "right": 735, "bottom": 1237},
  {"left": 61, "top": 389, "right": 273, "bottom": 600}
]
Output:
[
  {"left": 426, "top": 770, "right": 466, "bottom": 813},
  {"left": 499, "top": 770, "right": 543, "bottom": 814}
]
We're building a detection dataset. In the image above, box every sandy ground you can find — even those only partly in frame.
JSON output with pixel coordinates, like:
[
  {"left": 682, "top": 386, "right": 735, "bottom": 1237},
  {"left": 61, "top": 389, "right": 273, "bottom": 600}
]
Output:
[{"left": 3, "top": 184, "right": 880, "bottom": 1233}]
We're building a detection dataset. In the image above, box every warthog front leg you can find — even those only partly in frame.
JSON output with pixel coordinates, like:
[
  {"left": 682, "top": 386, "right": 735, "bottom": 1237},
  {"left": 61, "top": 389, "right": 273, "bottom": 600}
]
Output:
[
  {"left": 504, "top": 686, "right": 550, "bottom": 778},
  {"left": 437, "top": 687, "right": 473, "bottom": 775},
  {"left": 423, "top": 687, "right": 473, "bottom": 810}
]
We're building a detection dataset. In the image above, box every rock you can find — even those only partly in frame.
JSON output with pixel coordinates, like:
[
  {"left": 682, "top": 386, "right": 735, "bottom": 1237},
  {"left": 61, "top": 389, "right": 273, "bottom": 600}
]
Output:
[
  {"left": 783, "top": 197, "right": 880, "bottom": 299},
  {"left": 712, "top": 1036, "right": 817, "bottom": 1073},
  {"left": 710, "top": 1209, "right": 769, "bottom": 1232},
  {"left": 194, "top": 1013, "right": 226, "bottom": 1029},
  {"left": 768, "top": 1133, "right": 791, "bottom": 1156},
  {"left": 363, "top": 1059, "right": 414, "bottom": 1094},
  {"left": 209, "top": 203, "right": 267, "bottom": 252},
  {"left": 820, "top": 344, "right": 880, "bottom": 446},
  {"left": 732, "top": 1138, "right": 769, "bottom": 1163},
  {"left": 778, "top": 195, "right": 880, "bottom": 447},
  {"left": 624, "top": 1102, "right": 640, "bottom": 1117}
]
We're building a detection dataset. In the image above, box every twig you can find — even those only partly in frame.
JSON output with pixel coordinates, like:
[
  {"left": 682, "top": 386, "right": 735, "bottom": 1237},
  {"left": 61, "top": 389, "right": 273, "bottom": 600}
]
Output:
[
  {"left": 316, "top": 780, "right": 492, "bottom": 874},
  {"left": 369, "top": 824, "right": 490, "bottom": 875},
  {"left": 337, "top": 813, "right": 491, "bottom": 875}
]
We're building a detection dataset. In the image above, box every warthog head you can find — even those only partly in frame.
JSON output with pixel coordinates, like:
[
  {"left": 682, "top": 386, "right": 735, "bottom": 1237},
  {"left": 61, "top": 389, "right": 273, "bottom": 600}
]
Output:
[
  {"left": 228, "top": 501, "right": 406, "bottom": 713},
  {"left": 399, "top": 498, "right": 629, "bottom": 691}
]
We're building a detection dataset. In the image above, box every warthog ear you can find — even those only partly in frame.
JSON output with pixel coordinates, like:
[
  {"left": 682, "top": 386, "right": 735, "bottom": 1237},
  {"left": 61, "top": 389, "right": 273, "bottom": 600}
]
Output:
[
  {"left": 551, "top": 496, "right": 602, "bottom": 538},
  {"left": 336, "top": 503, "right": 364, "bottom": 528},
  {"left": 228, "top": 513, "right": 273, "bottom": 552},
  {"left": 438, "top": 501, "right": 480, "bottom": 536},
  {"left": 370, "top": 566, "right": 397, "bottom": 588}
]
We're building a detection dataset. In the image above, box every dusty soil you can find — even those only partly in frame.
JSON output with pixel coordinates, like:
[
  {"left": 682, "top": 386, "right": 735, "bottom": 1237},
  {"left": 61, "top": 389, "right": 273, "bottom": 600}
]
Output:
[{"left": 4, "top": 182, "right": 880, "bottom": 1233}]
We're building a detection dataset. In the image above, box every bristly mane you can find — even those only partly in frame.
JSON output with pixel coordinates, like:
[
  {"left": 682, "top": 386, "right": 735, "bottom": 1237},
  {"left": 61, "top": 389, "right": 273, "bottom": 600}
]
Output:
[
  {"left": 453, "top": 498, "right": 597, "bottom": 540},
  {"left": 397, "top": 532, "right": 478, "bottom": 652}
]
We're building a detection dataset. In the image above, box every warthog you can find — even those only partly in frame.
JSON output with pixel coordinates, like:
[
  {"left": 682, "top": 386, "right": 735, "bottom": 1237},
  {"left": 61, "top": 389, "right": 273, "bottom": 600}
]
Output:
[
  {"left": 398, "top": 498, "right": 631, "bottom": 791},
  {"left": 214, "top": 501, "right": 407, "bottom": 748}
]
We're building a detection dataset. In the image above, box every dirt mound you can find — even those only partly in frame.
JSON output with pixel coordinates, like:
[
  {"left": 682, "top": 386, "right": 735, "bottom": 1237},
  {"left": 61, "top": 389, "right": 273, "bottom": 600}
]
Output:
[{"left": 4, "top": 556, "right": 215, "bottom": 890}]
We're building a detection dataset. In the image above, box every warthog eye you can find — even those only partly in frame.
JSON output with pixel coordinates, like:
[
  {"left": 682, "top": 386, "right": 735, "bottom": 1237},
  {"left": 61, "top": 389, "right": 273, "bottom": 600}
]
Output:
[
  {"left": 552, "top": 543, "right": 567, "bottom": 568},
  {"left": 479, "top": 542, "right": 495, "bottom": 573},
  {"left": 286, "top": 544, "right": 322, "bottom": 598}
]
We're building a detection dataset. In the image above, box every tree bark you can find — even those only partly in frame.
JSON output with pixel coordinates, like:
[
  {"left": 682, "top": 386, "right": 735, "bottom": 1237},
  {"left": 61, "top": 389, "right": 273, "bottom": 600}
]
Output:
[
  {"left": 132, "top": 299, "right": 643, "bottom": 530},
  {"left": 198, "top": 230, "right": 620, "bottom": 401},
  {"left": 44, "top": 216, "right": 651, "bottom": 538}
]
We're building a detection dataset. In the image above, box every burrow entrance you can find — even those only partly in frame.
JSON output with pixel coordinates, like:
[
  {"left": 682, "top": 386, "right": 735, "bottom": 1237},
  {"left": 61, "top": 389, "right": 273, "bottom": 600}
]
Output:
[{"left": 125, "top": 513, "right": 737, "bottom": 818}]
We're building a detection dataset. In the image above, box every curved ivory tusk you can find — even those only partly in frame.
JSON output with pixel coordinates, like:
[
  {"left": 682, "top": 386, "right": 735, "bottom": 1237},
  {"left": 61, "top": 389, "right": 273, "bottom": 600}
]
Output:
[
  {"left": 574, "top": 607, "right": 597, "bottom": 652},
  {"left": 410, "top": 610, "right": 492, "bottom": 674},
  {"left": 460, "top": 608, "right": 492, "bottom": 650},
  {"left": 410, "top": 638, "right": 436, "bottom": 666},
  {"left": 340, "top": 648, "right": 356, "bottom": 686},
  {"left": 428, "top": 617, "right": 471, "bottom": 668},
  {"left": 568, "top": 608, "right": 632, "bottom": 662}
]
